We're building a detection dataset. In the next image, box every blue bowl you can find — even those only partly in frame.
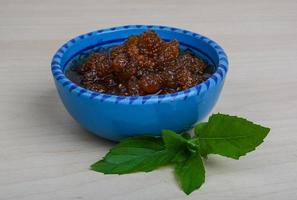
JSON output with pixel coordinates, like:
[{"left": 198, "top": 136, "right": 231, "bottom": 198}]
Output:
[{"left": 51, "top": 25, "right": 228, "bottom": 141}]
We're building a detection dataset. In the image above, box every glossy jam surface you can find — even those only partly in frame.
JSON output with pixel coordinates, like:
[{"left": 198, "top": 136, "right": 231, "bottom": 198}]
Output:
[{"left": 67, "top": 30, "right": 213, "bottom": 96}]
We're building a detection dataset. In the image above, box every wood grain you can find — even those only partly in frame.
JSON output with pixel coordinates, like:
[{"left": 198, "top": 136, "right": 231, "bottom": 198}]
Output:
[{"left": 1, "top": 0, "right": 297, "bottom": 199}]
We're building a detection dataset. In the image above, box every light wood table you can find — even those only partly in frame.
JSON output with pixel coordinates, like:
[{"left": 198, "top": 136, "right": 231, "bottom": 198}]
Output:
[{"left": 1, "top": 0, "right": 297, "bottom": 199}]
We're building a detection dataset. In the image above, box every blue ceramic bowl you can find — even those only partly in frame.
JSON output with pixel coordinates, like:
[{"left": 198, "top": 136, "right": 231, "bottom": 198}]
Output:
[{"left": 51, "top": 25, "right": 228, "bottom": 141}]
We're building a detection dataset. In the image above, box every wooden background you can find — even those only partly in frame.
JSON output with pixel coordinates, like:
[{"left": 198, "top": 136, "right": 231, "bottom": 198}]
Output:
[{"left": 1, "top": 0, "right": 297, "bottom": 199}]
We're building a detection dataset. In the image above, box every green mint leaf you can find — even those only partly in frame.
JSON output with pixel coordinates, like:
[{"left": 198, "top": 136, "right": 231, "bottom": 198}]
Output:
[
  {"left": 181, "top": 132, "right": 192, "bottom": 139},
  {"left": 175, "top": 152, "right": 205, "bottom": 195},
  {"left": 91, "top": 113, "right": 270, "bottom": 195},
  {"left": 171, "top": 148, "right": 190, "bottom": 163},
  {"left": 195, "top": 113, "right": 270, "bottom": 159},
  {"left": 162, "top": 130, "right": 199, "bottom": 152},
  {"left": 162, "top": 130, "right": 197, "bottom": 162},
  {"left": 162, "top": 129, "right": 188, "bottom": 150},
  {"left": 91, "top": 136, "right": 174, "bottom": 174},
  {"left": 194, "top": 122, "right": 208, "bottom": 157},
  {"left": 194, "top": 122, "right": 207, "bottom": 136},
  {"left": 114, "top": 136, "right": 164, "bottom": 150}
]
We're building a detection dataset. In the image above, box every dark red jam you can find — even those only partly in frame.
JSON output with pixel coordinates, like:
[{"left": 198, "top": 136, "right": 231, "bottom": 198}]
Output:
[{"left": 68, "top": 30, "right": 213, "bottom": 96}]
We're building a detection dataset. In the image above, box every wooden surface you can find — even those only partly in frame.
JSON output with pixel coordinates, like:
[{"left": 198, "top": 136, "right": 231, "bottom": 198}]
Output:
[{"left": 1, "top": 0, "right": 297, "bottom": 199}]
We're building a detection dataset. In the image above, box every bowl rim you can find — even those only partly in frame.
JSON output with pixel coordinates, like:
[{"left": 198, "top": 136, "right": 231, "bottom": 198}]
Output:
[{"left": 51, "top": 25, "right": 228, "bottom": 105}]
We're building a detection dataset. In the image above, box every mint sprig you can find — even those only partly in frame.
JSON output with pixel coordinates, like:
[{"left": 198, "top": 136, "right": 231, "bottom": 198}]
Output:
[
  {"left": 91, "top": 113, "right": 270, "bottom": 194},
  {"left": 91, "top": 136, "right": 174, "bottom": 174},
  {"left": 195, "top": 114, "right": 270, "bottom": 159}
]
